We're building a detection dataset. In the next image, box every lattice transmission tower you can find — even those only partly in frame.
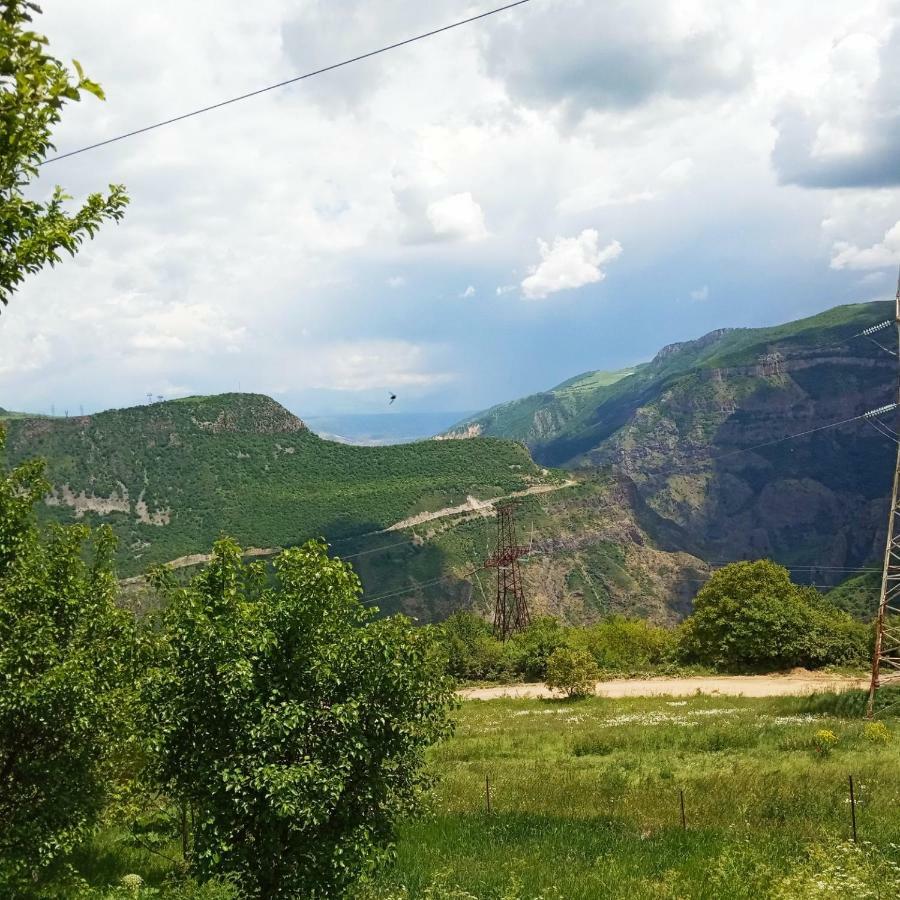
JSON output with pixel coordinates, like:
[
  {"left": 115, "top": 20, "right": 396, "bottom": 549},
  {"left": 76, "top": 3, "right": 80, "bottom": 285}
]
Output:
[
  {"left": 484, "top": 501, "right": 531, "bottom": 640},
  {"left": 868, "top": 267, "right": 900, "bottom": 717}
]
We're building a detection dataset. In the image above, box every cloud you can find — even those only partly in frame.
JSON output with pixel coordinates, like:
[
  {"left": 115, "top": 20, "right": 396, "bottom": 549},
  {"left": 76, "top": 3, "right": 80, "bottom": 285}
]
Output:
[
  {"left": 2, "top": 0, "right": 896, "bottom": 417},
  {"left": 772, "top": 24, "right": 900, "bottom": 188},
  {"left": 387, "top": 275, "right": 406, "bottom": 288},
  {"left": 690, "top": 285, "right": 710, "bottom": 301},
  {"left": 482, "top": 0, "right": 750, "bottom": 119},
  {"left": 309, "top": 340, "right": 455, "bottom": 392},
  {"left": 459, "top": 285, "right": 476, "bottom": 298},
  {"left": 521, "top": 230, "right": 622, "bottom": 300},
  {"left": 830, "top": 220, "right": 900, "bottom": 270},
  {"left": 425, "top": 192, "right": 488, "bottom": 242}
]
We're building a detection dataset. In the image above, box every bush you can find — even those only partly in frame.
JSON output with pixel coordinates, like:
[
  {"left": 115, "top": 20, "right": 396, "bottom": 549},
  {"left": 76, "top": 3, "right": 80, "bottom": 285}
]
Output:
[
  {"left": 573, "top": 617, "right": 675, "bottom": 671},
  {"left": 502, "top": 617, "right": 570, "bottom": 680},
  {"left": 143, "top": 538, "right": 455, "bottom": 899},
  {"left": 439, "top": 611, "right": 504, "bottom": 680},
  {"left": 545, "top": 647, "right": 599, "bottom": 699},
  {"left": 678, "top": 560, "right": 869, "bottom": 671}
]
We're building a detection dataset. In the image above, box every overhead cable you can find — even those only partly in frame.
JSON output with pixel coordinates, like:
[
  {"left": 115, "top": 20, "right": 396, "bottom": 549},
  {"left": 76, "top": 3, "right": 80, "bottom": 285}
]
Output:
[{"left": 40, "top": 0, "right": 535, "bottom": 166}]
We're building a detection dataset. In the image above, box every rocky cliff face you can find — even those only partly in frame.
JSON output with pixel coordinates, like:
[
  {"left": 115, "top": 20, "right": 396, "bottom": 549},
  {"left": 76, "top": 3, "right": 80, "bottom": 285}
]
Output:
[{"left": 454, "top": 301, "right": 898, "bottom": 591}]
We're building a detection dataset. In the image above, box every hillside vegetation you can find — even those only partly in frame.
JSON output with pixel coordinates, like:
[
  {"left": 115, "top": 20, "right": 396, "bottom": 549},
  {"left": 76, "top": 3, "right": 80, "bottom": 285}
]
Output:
[{"left": 0, "top": 393, "right": 551, "bottom": 576}]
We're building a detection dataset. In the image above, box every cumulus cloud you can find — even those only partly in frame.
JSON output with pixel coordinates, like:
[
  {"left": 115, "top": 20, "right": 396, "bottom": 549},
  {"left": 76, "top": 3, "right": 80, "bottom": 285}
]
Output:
[
  {"left": 690, "top": 285, "right": 710, "bottom": 301},
  {"left": 830, "top": 220, "right": 900, "bottom": 270},
  {"left": 387, "top": 275, "right": 406, "bottom": 288},
  {"left": 483, "top": 0, "right": 750, "bottom": 119},
  {"left": 520, "top": 230, "right": 622, "bottom": 300},
  {"left": 459, "top": 285, "right": 476, "bottom": 298},
  {"left": 426, "top": 193, "right": 488, "bottom": 242},
  {"left": 773, "top": 24, "right": 900, "bottom": 188}
]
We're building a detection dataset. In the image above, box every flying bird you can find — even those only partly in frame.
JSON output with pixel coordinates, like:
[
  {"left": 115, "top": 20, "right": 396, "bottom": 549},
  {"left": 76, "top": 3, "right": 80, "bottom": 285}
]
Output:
[{"left": 389, "top": 392, "right": 397, "bottom": 405}]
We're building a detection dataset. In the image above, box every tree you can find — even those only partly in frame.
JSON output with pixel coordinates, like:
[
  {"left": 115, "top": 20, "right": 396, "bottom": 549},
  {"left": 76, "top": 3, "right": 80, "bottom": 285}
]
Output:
[
  {"left": 0, "top": 429, "right": 136, "bottom": 888},
  {"left": 545, "top": 647, "right": 599, "bottom": 699},
  {"left": 143, "top": 538, "right": 456, "bottom": 899},
  {"left": 679, "top": 560, "right": 868, "bottom": 671},
  {"left": 1, "top": 0, "right": 128, "bottom": 311}
]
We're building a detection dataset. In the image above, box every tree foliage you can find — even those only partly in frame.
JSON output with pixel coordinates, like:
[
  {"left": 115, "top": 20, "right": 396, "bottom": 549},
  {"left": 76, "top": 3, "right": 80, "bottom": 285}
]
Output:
[
  {"left": 143, "top": 538, "right": 456, "bottom": 899},
  {"left": 0, "top": 0, "right": 128, "bottom": 311},
  {"left": 679, "top": 560, "right": 869, "bottom": 671},
  {"left": 0, "top": 428, "right": 135, "bottom": 887},
  {"left": 545, "top": 646, "right": 599, "bottom": 699}
]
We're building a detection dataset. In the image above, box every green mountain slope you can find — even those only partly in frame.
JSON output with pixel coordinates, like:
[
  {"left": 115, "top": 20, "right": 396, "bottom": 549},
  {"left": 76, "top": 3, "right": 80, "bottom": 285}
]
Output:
[
  {"left": 443, "top": 368, "right": 636, "bottom": 444},
  {"left": 0, "top": 394, "right": 552, "bottom": 577},
  {"left": 448, "top": 301, "right": 897, "bottom": 583}
]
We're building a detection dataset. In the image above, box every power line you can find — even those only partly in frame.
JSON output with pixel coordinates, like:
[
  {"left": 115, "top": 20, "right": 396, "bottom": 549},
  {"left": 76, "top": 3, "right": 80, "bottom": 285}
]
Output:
[
  {"left": 362, "top": 566, "right": 484, "bottom": 606},
  {"left": 40, "top": 0, "right": 535, "bottom": 166}
]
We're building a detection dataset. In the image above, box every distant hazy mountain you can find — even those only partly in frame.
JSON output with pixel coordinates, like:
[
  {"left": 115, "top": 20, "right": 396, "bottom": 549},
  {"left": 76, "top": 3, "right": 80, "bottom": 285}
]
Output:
[{"left": 305, "top": 411, "right": 476, "bottom": 445}]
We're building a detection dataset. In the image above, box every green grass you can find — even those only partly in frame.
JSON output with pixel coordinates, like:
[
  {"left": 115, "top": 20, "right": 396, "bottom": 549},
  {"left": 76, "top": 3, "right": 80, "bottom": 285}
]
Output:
[
  {"left": 365, "top": 691, "right": 900, "bottom": 898},
  {"left": 51, "top": 690, "right": 900, "bottom": 898}
]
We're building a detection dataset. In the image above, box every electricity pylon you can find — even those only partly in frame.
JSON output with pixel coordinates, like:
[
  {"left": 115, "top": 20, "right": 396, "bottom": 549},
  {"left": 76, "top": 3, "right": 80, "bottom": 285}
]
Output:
[
  {"left": 484, "top": 501, "right": 530, "bottom": 640},
  {"left": 867, "top": 266, "right": 900, "bottom": 717}
]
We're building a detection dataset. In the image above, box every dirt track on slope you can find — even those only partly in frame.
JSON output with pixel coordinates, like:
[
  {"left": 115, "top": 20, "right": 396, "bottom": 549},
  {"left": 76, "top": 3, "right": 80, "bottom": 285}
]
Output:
[
  {"left": 459, "top": 673, "right": 868, "bottom": 701},
  {"left": 385, "top": 479, "right": 577, "bottom": 532}
]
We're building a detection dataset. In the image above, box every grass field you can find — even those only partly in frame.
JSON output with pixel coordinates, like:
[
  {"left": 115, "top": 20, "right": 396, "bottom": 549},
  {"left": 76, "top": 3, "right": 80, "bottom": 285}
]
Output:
[
  {"left": 60, "top": 690, "right": 900, "bottom": 898},
  {"left": 363, "top": 691, "right": 900, "bottom": 899}
]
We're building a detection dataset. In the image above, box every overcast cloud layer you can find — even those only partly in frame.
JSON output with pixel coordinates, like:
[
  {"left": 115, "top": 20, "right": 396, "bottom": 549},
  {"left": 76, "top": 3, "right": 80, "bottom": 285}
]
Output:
[{"left": 2, "top": 0, "right": 900, "bottom": 416}]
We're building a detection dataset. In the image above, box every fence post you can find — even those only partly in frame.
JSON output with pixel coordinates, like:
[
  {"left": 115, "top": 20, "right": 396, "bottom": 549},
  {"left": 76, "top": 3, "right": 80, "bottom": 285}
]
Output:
[
  {"left": 680, "top": 789, "right": 686, "bottom": 830},
  {"left": 848, "top": 775, "right": 857, "bottom": 842},
  {"left": 485, "top": 774, "right": 492, "bottom": 815}
]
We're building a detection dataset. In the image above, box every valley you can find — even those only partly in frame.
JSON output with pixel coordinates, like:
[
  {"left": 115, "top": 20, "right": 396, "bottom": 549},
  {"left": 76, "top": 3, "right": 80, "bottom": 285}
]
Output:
[{"left": 3, "top": 301, "right": 896, "bottom": 625}]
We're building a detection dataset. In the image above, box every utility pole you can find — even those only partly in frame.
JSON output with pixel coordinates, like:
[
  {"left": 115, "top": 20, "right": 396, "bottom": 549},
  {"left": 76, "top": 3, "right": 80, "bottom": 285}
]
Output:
[
  {"left": 868, "top": 266, "right": 900, "bottom": 717},
  {"left": 484, "top": 501, "right": 531, "bottom": 640}
]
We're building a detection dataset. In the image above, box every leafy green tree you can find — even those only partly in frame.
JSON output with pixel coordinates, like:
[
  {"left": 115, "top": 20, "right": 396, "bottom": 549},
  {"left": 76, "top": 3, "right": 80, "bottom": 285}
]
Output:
[
  {"left": 545, "top": 647, "right": 599, "bottom": 699},
  {"left": 0, "top": 430, "right": 136, "bottom": 888},
  {"left": 679, "top": 560, "right": 868, "bottom": 671},
  {"left": 144, "top": 538, "right": 456, "bottom": 899},
  {"left": 1, "top": 0, "right": 128, "bottom": 311}
]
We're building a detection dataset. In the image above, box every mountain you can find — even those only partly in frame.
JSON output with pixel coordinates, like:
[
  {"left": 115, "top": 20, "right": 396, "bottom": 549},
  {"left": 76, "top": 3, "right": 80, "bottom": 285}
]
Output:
[
  {"left": 0, "top": 393, "right": 709, "bottom": 624},
  {"left": 305, "top": 411, "right": 476, "bottom": 446},
  {"left": 6, "top": 300, "right": 892, "bottom": 626},
  {"left": 442, "top": 368, "right": 636, "bottom": 444},
  {"left": 445, "top": 301, "right": 897, "bottom": 583},
  {"left": 0, "top": 393, "right": 552, "bottom": 577}
]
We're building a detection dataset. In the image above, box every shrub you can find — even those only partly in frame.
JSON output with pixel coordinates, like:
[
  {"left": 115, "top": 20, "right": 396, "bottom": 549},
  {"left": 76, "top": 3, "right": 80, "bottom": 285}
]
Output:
[
  {"left": 545, "top": 647, "right": 599, "bottom": 699},
  {"left": 574, "top": 617, "right": 675, "bottom": 671},
  {"left": 439, "top": 611, "right": 504, "bottom": 680},
  {"left": 503, "top": 617, "right": 570, "bottom": 680},
  {"left": 143, "top": 538, "right": 456, "bottom": 898},
  {"left": 863, "top": 721, "right": 891, "bottom": 744}
]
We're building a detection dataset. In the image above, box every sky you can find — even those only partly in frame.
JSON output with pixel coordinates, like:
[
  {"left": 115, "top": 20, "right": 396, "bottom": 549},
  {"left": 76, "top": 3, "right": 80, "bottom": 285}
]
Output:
[{"left": 2, "top": 0, "right": 900, "bottom": 417}]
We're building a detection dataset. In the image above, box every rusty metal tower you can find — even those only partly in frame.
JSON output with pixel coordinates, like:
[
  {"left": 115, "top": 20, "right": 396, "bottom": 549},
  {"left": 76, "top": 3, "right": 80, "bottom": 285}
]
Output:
[
  {"left": 868, "top": 266, "right": 900, "bottom": 717},
  {"left": 484, "top": 501, "right": 530, "bottom": 640}
]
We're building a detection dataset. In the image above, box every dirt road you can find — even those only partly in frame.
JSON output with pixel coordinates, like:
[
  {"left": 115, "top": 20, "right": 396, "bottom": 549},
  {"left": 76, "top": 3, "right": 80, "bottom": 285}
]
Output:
[{"left": 459, "top": 673, "right": 868, "bottom": 701}]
